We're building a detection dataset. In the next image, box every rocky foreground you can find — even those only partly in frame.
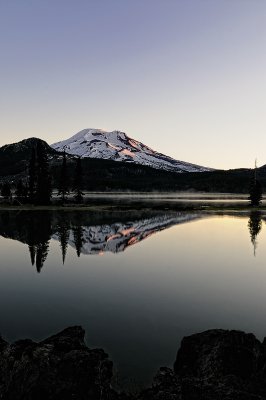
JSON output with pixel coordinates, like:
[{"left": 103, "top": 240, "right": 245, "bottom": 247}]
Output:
[{"left": 1, "top": 327, "right": 266, "bottom": 399}]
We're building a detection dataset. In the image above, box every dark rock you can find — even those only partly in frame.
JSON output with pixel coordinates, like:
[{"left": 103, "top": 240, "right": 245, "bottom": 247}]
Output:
[
  {"left": 2, "top": 327, "right": 266, "bottom": 400},
  {"left": 0, "top": 326, "right": 124, "bottom": 400},
  {"left": 139, "top": 367, "right": 181, "bottom": 400},
  {"left": 139, "top": 329, "right": 266, "bottom": 400},
  {"left": 174, "top": 329, "right": 262, "bottom": 380}
]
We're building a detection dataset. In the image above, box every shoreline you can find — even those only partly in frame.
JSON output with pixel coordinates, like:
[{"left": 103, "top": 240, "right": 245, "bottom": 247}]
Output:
[{"left": 0, "top": 203, "right": 265, "bottom": 213}]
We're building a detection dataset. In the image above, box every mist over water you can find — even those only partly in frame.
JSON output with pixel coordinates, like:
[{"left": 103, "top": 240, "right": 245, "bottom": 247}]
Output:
[{"left": 0, "top": 209, "right": 266, "bottom": 388}]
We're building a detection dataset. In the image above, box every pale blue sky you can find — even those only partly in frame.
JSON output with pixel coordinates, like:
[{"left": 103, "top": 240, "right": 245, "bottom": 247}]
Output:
[{"left": 0, "top": 0, "right": 265, "bottom": 169}]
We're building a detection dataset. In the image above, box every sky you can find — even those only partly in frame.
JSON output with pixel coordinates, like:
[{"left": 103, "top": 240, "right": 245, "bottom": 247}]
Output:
[{"left": 0, "top": 0, "right": 265, "bottom": 170}]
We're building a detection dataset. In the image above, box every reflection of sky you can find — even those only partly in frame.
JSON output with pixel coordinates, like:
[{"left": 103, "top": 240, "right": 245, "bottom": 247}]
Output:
[
  {"left": 0, "top": 1, "right": 266, "bottom": 169},
  {"left": 0, "top": 215, "right": 266, "bottom": 387}
]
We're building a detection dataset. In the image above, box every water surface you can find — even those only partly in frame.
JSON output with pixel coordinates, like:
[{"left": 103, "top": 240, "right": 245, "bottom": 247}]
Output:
[{"left": 0, "top": 210, "right": 265, "bottom": 388}]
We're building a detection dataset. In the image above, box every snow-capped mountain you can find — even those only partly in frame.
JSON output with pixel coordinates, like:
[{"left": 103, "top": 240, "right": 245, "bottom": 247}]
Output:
[{"left": 51, "top": 129, "right": 212, "bottom": 173}]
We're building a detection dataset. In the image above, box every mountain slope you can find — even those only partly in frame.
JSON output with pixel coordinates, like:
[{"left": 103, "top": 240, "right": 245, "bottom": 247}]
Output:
[{"left": 51, "top": 129, "right": 212, "bottom": 173}]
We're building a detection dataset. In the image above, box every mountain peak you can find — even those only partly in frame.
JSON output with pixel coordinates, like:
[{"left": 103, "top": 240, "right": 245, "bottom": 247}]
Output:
[
  {"left": 51, "top": 129, "right": 212, "bottom": 173},
  {"left": 68, "top": 129, "right": 128, "bottom": 142}
]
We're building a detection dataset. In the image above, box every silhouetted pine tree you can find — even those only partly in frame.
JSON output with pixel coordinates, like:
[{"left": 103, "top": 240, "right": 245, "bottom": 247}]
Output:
[
  {"left": 15, "top": 180, "right": 28, "bottom": 203},
  {"left": 28, "top": 147, "right": 37, "bottom": 203},
  {"left": 249, "top": 180, "right": 262, "bottom": 207},
  {"left": 22, "top": 183, "right": 29, "bottom": 201},
  {"left": 249, "top": 162, "right": 262, "bottom": 207},
  {"left": 58, "top": 150, "right": 69, "bottom": 203},
  {"left": 1, "top": 182, "right": 12, "bottom": 200},
  {"left": 35, "top": 142, "right": 52, "bottom": 205},
  {"left": 73, "top": 157, "right": 84, "bottom": 203},
  {"left": 15, "top": 180, "right": 23, "bottom": 198}
]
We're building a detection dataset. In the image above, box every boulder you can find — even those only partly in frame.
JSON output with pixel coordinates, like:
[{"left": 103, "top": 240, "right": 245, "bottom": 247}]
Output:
[
  {"left": 0, "top": 326, "right": 119, "bottom": 400},
  {"left": 2, "top": 327, "right": 266, "bottom": 399},
  {"left": 139, "top": 329, "right": 266, "bottom": 400}
]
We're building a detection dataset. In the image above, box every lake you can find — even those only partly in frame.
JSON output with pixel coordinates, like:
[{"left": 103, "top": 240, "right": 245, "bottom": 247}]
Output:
[{"left": 0, "top": 209, "right": 266, "bottom": 389}]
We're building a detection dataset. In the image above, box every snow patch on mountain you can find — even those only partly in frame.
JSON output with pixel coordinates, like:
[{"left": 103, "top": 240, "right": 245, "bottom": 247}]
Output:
[{"left": 51, "top": 129, "right": 212, "bottom": 173}]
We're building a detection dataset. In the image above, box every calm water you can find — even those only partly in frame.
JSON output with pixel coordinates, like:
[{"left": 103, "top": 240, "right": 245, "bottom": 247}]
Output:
[
  {"left": 0, "top": 209, "right": 266, "bottom": 388},
  {"left": 81, "top": 192, "right": 266, "bottom": 207}
]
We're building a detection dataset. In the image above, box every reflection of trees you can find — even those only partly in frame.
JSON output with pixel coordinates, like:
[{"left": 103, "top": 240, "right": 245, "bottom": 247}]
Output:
[
  {"left": 27, "top": 213, "right": 51, "bottom": 273},
  {"left": 73, "top": 225, "right": 85, "bottom": 257},
  {"left": 57, "top": 218, "right": 70, "bottom": 264},
  {"left": 1, "top": 211, "right": 10, "bottom": 227},
  {"left": 248, "top": 212, "right": 262, "bottom": 256},
  {"left": 35, "top": 242, "right": 50, "bottom": 273},
  {"left": 29, "top": 245, "right": 36, "bottom": 266},
  {"left": 0, "top": 211, "right": 52, "bottom": 273},
  {"left": 72, "top": 213, "right": 85, "bottom": 257}
]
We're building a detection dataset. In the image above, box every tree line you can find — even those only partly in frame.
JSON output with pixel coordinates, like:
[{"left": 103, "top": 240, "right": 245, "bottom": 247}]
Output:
[
  {"left": 0, "top": 145, "right": 84, "bottom": 205},
  {"left": 0, "top": 146, "right": 264, "bottom": 206}
]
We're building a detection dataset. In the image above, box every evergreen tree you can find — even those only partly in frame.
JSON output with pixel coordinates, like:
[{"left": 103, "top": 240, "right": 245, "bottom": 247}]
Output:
[
  {"left": 22, "top": 183, "right": 29, "bottom": 200},
  {"left": 58, "top": 150, "right": 69, "bottom": 203},
  {"left": 15, "top": 180, "right": 27, "bottom": 203},
  {"left": 249, "top": 179, "right": 262, "bottom": 206},
  {"left": 28, "top": 147, "right": 37, "bottom": 203},
  {"left": 1, "top": 182, "right": 12, "bottom": 201},
  {"left": 35, "top": 142, "right": 52, "bottom": 205},
  {"left": 249, "top": 162, "right": 262, "bottom": 207},
  {"left": 73, "top": 157, "right": 84, "bottom": 203},
  {"left": 15, "top": 180, "right": 23, "bottom": 198}
]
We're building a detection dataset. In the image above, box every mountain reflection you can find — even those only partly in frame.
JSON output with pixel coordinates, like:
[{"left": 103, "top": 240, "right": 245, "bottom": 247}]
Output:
[
  {"left": 55, "top": 213, "right": 204, "bottom": 255},
  {"left": 2, "top": 210, "right": 266, "bottom": 271},
  {"left": 0, "top": 210, "right": 203, "bottom": 272}
]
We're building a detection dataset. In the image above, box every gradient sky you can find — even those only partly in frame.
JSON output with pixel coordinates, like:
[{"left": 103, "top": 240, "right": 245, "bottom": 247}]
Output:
[{"left": 0, "top": 0, "right": 265, "bottom": 169}]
